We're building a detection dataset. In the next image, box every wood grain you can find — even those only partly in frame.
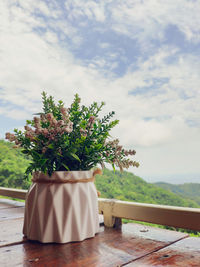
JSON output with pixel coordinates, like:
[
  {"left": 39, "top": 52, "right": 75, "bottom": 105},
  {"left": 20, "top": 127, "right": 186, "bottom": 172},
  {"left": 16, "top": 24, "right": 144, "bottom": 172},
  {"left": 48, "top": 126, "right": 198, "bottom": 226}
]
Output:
[
  {"left": 126, "top": 237, "right": 200, "bottom": 266},
  {"left": 0, "top": 198, "right": 25, "bottom": 209},
  {"left": 0, "top": 187, "right": 27, "bottom": 200},
  {"left": 0, "top": 224, "right": 188, "bottom": 267},
  {"left": 0, "top": 218, "right": 26, "bottom": 247},
  {"left": 0, "top": 199, "right": 198, "bottom": 267},
  {"left": 0, "top": 206, "right": 24, "bottom": 221}
]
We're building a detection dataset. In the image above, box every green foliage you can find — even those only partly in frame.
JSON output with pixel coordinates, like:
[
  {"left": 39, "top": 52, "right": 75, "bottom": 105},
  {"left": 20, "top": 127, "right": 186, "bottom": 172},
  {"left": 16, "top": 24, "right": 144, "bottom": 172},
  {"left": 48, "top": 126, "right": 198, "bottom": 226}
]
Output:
[
  {"left": 155, "top": 182, "right": 200, "bottom": 205},
  {"left": 41, "top": 91, "right": 64, "bottom": 119},
  {"left": 0, "top": 140, "right": 31, "bottom": 189},
  {"left": 95, "top": 169, "right": 200, "bottom": 236},
  {"left": 95, "top": 169, "right": 199, "bottom": 208},
  {"left": 6, "top": 92, "right": 139, "bottom": 177}
]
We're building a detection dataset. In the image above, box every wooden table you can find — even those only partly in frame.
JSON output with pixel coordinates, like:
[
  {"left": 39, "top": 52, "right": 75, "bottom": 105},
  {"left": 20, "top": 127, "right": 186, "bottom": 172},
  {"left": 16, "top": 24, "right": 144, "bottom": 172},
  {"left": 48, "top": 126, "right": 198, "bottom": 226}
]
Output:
[{"left": 0, "top": 198, "right": 200, "bottom": 267}]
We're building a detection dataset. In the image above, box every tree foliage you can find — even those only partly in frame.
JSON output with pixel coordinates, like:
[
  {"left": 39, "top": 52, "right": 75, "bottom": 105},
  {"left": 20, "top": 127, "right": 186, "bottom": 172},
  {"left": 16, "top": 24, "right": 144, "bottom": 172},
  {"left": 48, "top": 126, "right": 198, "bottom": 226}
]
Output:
[
  {"left": 0, "top": 140, "right": 31, "bottom": 189},
  {"left": 155, "top": 182, "right": 200, "bottom": 205},
  {"left": 95, "top": 169, "right": 199, "bottom": 208}
]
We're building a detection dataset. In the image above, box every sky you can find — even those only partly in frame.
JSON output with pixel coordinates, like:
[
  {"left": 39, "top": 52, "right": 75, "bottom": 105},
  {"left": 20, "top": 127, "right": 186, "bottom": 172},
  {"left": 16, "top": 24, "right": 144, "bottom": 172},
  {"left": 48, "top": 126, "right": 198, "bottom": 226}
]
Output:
[{"left": 0, "top": 0, "right": 200, "bottom": 183}]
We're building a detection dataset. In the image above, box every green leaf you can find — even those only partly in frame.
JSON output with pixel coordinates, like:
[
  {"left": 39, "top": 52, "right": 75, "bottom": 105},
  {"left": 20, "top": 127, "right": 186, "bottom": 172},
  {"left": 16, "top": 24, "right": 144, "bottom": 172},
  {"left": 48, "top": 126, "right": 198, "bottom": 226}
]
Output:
[
  {"left": 21, "top": 150, "right": 29, "bottom": 154},
  {"left": 85, "top": 147, "right": 89, "bottom": 153},
  {"left": 81, "top": 136, "right": 86, "bottom": 141},
  {"left": 47, "top": 144, "right": 54, "bottom": 149},
  {"left": 62, "top": 163, "right": 70, "bottom": 171},
  {"left": 26, "top": 120, "right": 32, "bottom": 125},
  {"left": 70, "top": 153, "right": 81, "bottom": 162},
  {"left": 39, "top": 158, "right": 48, "bottom": 166},
  {"left": 112, "top": 163, "right": 116, "bottom": 173},
  {"left": 71, "top": 148, "right": 77, "bottom": 154},
  {"left": 32, "top": 150, "right": 41, "bottom": 159},
  {"left": 33, "top": 112, "right": 44, "bottom": 115},
  {"left": 96, "top": 144, "right": 102, "bottom": 150}
]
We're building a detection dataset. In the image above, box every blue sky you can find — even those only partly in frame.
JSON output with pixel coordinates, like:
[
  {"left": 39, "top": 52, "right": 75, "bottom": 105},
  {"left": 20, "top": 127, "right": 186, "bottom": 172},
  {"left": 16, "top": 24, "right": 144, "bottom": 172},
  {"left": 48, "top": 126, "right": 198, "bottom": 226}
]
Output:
[{"left": 1, "top": 0, "right": 200, "bottom": 183}]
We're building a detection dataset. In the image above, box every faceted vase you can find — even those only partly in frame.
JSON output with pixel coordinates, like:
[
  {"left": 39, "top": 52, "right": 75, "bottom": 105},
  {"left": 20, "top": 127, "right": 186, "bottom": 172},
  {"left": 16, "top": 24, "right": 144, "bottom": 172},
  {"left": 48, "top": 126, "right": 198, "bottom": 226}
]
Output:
[{"left": 23, "top": 170, "right": 99, "bottom": 243}]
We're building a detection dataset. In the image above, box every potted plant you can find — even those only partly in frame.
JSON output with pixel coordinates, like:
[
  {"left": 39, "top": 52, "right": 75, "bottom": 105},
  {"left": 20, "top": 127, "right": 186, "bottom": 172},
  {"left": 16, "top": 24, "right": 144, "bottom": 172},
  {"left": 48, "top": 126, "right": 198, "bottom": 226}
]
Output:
[{"left": 5, "top": 92, "right": 139, "bottom": 243}]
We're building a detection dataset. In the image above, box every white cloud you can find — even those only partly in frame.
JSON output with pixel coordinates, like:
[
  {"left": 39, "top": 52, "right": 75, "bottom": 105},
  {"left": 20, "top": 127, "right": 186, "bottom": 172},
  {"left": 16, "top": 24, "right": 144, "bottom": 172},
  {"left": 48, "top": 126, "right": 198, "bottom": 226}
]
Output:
[
  {"left": 0, "top": 0, "right": 200, "bottom": 180},
  {"left": 111, "top": 0, "right": 200, "bottom": 44},
  {"left": 117, "top": 47, "right": 200, "bottom": 122},
  {"left": 45, "top": 31, "right": 58, "bottom": 44},
  {"left": 114, "top": 119, "right": 172, "bottom": 147},
  {"left": 17, "top": 0, "right": 60, "bottom": 19},
  {"left": 0, "top": 106, "right": 29, "bottom": 120},
  {"left": 134, "top": 125, "right": 200, "bottom": 178},
  {"left": 98, "top": 42, "right": 110, "bottom": 49},
  {"left": 63, "top": 0, "right": 200, "bottom": 45},
  {"left": 65, "top": 0, "right": 106, "bottom": 22}
]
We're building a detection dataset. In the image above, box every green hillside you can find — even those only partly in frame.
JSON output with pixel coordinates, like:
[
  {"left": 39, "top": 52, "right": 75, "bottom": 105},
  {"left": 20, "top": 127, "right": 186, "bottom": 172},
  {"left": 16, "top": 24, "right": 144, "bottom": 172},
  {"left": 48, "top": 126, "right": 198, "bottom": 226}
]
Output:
[
  {"left": 95, "top": 169, "right": 199, "bottom": 208},
  {"left": 0, "top": 139, "right": 199, "bottom": 209},
  {"left": 155, "top": 182, "right": 200, "bottom": 205},
  {"left": 0, "top": 140, "right": 31, "bottom": 189}
]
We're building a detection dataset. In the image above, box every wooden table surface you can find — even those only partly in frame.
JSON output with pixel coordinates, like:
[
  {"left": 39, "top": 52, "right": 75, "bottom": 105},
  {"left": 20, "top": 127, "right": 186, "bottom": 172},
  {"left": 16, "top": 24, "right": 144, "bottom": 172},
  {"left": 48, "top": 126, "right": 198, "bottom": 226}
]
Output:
[{"left": 0, "top": 198, "right": 200, "bottom": 267}]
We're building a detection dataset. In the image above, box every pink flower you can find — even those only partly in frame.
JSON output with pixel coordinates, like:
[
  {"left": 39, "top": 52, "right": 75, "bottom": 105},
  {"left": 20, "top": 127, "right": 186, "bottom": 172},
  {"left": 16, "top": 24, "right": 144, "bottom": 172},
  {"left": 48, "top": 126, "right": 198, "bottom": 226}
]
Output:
[
  {"left": 50, "top": 118, "right": 57, "bottom": 127},
  {"left": 57, "top": 120, "right": 65, "bottom": 126},
  {"left": 42, "top": 147, "right": 47, "bottom": 153},
  {"left": 80, "top": 128, "right": 87, "bottom": 136},
  {"left": 24, "top": 125, "right": 32, "bottom": 131},
  {"left": 40, "top": 114, "right": 45, "bottom": 120},
  {"left": 6, "top": 134, "right": 16, "bottom": 142},
  {"left": 43, "top": 128, "right": 48, "bottom": 135},
  {"left": 117, "top": 145, "right": 122, "bottom": 151},
  {"left": 46, "top": 113, "right": 54, "bottom": 121},
  {"left": 34, "top": 117, "right": 40, "bottom": 124},
  {"left": 35, "top": 128, "right": 42, "bottom": 135},
  {"left": 5, "top": 132, "right": 11, "bottom": 139},
  {"left": 60, "top": 107, "right": 68, "bottom": 115},
  {"left": 34, "top": 123, "right": 41, "bottom": 129},
  {"left": 64, "top": 127, "right": 71, "bottom": 133},
  {"left": 89, "top": 116, "right": 95, "bottom": 123},
  {"left": 15, "top": 140, "right": 20, "bottom": 145}
]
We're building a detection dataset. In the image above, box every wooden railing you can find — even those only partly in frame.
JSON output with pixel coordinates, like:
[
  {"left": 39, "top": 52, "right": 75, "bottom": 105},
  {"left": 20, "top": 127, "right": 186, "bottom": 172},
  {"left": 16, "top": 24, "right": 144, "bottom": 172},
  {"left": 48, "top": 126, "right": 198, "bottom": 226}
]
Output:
[{"left": 1, "top": 186, "right": 200, "bottom": 231}]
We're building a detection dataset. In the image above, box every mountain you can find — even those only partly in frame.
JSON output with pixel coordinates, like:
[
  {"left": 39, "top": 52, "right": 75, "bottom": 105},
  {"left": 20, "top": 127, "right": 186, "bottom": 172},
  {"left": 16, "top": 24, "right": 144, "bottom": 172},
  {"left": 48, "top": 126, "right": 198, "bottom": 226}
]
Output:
[
  {"left": 155, "top": 182, "right": 200, "bottom": 205},
  {"left": 0, "top": 139, "right": 199, "bottom": 208},
  {"left": 95, "top": 169, "right": 199, "bottom": 208},
  {"left": 144, "top": 173, "right": 200, "bottom": 184},
  {"left": 0, "top": 140, "right": 31, "bottom": 189}
]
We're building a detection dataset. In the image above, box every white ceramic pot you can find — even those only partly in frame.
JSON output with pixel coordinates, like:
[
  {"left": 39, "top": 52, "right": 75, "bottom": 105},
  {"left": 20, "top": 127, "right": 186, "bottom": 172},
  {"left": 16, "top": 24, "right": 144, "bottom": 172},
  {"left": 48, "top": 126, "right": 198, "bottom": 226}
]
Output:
[{"left": 23, "top": 170, "right": 100, "bottom": 243}]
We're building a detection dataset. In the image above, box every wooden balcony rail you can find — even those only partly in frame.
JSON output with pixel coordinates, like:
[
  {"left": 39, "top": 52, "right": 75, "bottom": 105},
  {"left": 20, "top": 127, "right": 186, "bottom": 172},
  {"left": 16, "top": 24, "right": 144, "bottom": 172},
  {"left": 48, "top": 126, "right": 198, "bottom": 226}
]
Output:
[
  {"left": 1, "top": 186, "right": 200, "bottom": 231},
  {"left": 0, "top": 187, "right": 26, "bottom": 200}
]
